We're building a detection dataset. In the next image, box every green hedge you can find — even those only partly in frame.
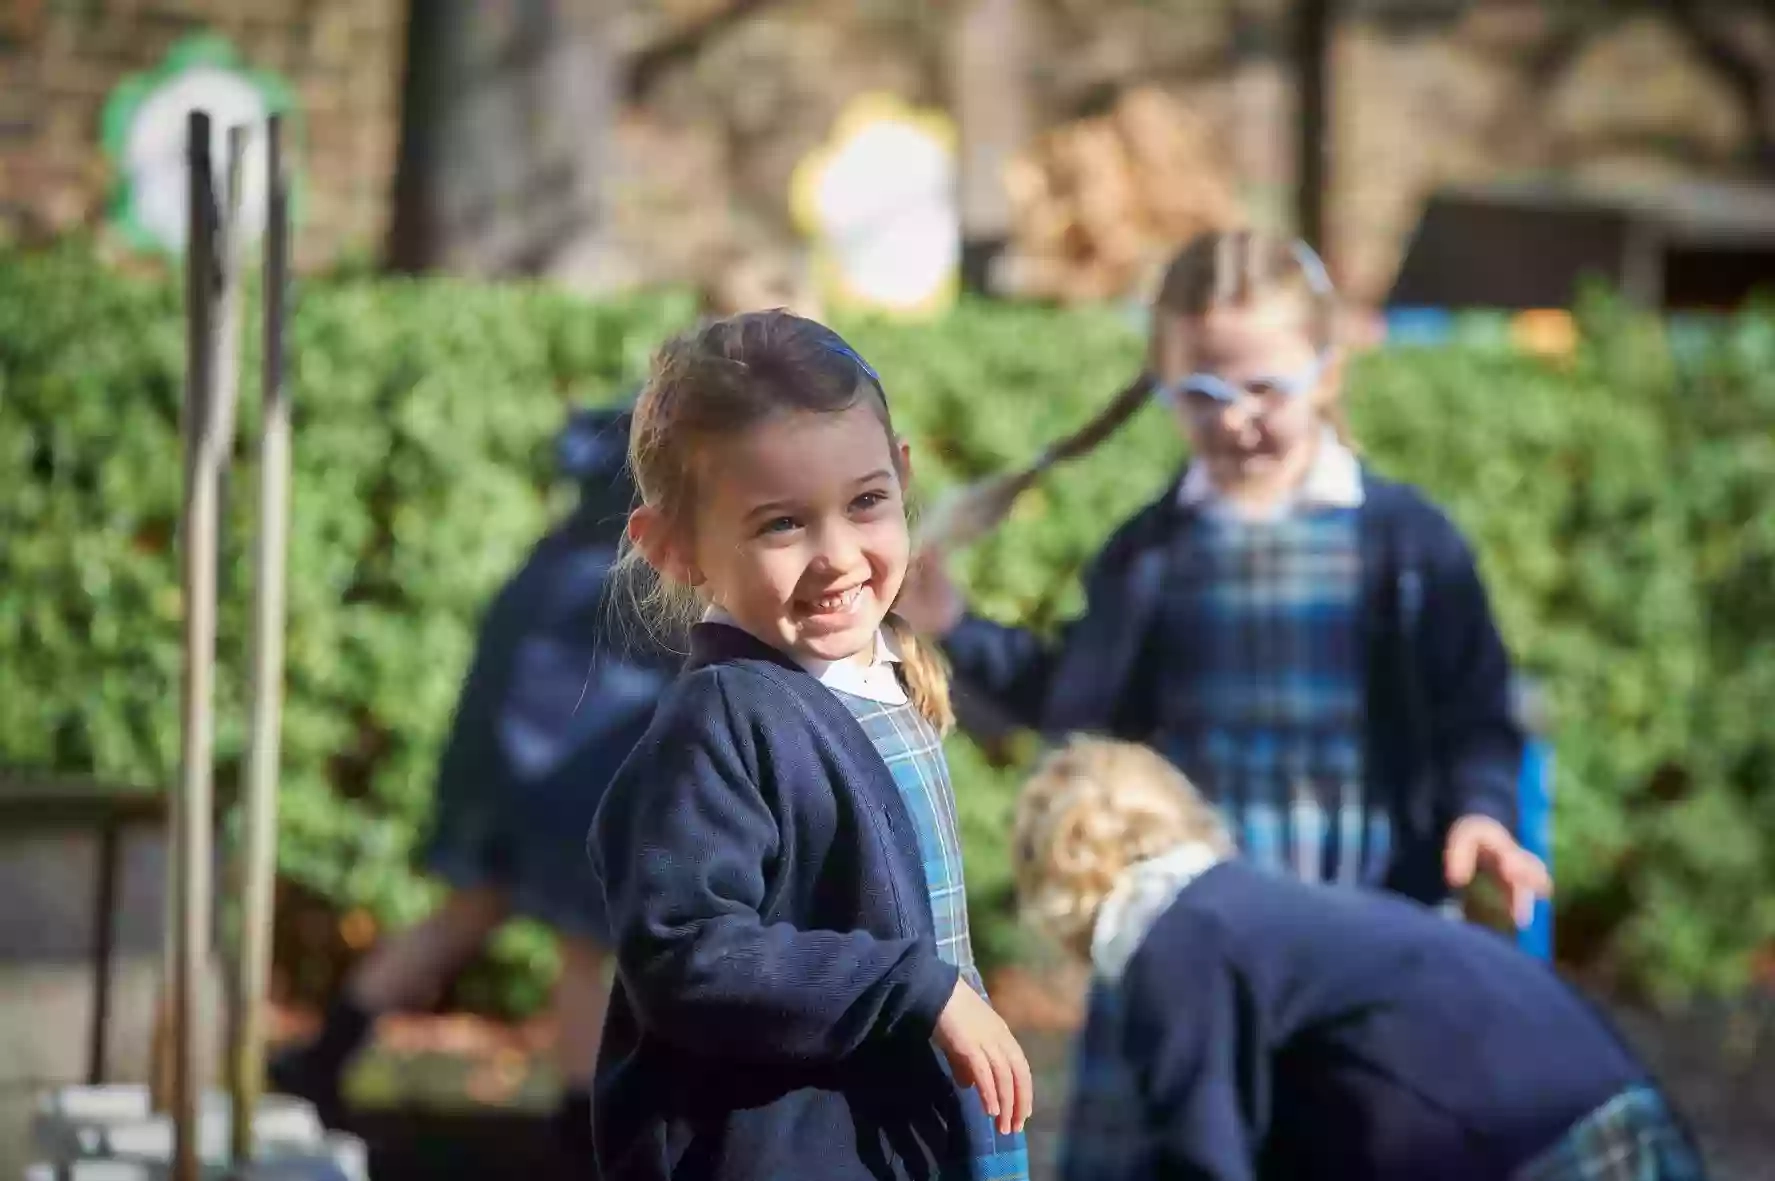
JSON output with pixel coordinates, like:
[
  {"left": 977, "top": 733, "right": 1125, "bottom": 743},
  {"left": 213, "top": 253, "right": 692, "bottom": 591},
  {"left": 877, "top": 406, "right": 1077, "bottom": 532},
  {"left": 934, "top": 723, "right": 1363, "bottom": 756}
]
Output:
[{"left": 3, "top": 240, "right": 1771, "bottom": 1012}]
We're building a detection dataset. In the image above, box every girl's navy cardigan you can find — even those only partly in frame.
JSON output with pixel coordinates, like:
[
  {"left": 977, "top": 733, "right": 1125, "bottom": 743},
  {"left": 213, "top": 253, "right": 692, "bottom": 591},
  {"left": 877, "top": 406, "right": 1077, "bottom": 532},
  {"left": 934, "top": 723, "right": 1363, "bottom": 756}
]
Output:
[
  {"left": 588, "top": 623, "right": 975, "bottom": 1181},
  {"left": 944, "top": 471, "right": 1523, "bottom": 905}
]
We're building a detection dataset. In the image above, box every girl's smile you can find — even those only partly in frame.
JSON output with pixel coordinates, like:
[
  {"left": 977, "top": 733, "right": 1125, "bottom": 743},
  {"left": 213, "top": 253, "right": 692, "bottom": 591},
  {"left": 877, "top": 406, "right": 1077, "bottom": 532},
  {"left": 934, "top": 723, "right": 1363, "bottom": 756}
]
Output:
[
  {"left": 1160, "top": 296, "right": 1332, "bottom": 508},
  {"left": 688, "top": 402, "right": 912, "bottom": 667}
]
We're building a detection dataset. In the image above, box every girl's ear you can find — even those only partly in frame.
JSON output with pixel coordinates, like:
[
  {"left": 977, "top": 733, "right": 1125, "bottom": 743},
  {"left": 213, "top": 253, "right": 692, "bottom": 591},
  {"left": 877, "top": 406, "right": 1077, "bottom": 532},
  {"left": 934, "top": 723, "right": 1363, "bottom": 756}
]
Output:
[
  {"left": 895, "top": 437, "right": 913, "bottom": 492},
  {"left": 629, "top": 505, "right": 703, "bottom": 587}
]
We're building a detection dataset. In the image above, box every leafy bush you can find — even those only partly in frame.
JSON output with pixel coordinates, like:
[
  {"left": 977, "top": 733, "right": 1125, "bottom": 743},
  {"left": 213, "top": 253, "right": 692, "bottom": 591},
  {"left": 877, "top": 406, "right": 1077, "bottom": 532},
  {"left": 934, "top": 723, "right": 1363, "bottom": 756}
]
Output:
[{"left": 2, "top": 241, "right": 1770, "bottom": 1012}]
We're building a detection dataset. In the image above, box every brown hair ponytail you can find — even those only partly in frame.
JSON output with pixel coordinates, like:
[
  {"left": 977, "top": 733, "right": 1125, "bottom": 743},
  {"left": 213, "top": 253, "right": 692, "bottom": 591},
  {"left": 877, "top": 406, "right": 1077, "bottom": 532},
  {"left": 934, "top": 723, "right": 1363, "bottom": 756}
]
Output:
[{"left": 882, "top": 612, "right": 955, "bottom": 735}]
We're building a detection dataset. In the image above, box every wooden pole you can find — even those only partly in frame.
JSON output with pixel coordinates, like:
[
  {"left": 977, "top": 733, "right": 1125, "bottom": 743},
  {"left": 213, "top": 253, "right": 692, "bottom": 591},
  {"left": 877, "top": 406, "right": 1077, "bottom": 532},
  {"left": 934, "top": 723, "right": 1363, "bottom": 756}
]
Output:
[
  {"left": 172, "top": 113, "right": 247, "bottom": 1181},
  {"left": 172, "top": 107, "right": 218, "bottom": 1181},
  {"left": 229, "top": 112, "right": 292, "bottom": 1166},
  {"left": 1295, "top": 0, "right": 1332, "bottom": 255}
]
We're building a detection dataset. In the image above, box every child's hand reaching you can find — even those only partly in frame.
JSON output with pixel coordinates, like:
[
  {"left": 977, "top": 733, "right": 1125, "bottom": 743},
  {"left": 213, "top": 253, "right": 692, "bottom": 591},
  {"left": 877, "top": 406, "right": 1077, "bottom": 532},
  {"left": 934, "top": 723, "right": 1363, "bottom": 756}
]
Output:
[
  {"left": 1444, "top": 814, "right": 1552, "bottom": 929},
  {"left": 933, "top": 978, "right": 1033, "bottom": 1135},
  {"left": 895, "top": 549, "right": 965, "bottom": 637}
]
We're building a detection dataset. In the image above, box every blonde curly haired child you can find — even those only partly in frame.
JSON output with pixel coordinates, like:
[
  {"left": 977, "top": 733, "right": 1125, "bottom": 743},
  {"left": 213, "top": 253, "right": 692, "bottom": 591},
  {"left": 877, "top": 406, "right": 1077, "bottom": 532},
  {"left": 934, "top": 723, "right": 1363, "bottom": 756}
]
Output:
[{"left": 1013, "top": 736, "right": 1706, "bottom": 1181}]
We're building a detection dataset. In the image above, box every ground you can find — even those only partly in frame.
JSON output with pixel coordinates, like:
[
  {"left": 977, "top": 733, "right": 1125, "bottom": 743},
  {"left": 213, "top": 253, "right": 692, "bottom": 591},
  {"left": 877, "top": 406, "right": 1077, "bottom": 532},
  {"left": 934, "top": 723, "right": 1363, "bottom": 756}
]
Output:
[{"left": 272, "top": 965, "right": 1775, "bottom": 1181}]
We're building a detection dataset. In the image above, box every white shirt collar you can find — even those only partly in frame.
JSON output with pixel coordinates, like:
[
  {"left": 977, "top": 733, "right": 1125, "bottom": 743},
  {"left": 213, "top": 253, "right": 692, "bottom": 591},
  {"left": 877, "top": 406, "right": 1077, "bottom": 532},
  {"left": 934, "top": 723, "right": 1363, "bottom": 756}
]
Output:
[
  {"left": 1089, "top": 841, "right": 1226, "bottom": 984},
  {"left": 702, "top": 605, "right": 906, "bottom": 705},
  {"left": 1178, "top": 429, "right": 1364, "bottom": 517}
]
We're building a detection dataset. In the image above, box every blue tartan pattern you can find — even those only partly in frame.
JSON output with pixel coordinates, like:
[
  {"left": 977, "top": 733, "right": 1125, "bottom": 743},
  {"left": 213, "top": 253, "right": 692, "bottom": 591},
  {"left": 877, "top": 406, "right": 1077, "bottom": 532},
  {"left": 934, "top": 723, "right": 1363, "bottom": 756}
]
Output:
[
  {"left": 1058, "top": 980, "right": 1153, "bottom": 1181},
  {"left": 836, "top": 690, "right": 1031, "bottom": 1181},
  {"left": 1155, "top": 506, "right": 1391, "bottom": 886},
  {"left": 1514, "top": 1086, "right": 1709, "bottom": 1181}
]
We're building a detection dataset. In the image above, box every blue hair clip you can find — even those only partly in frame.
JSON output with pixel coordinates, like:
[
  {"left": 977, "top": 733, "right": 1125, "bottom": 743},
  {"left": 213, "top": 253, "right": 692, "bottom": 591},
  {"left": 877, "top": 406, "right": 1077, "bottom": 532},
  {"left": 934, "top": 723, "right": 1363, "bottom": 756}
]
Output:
[
  {"left": 1289, "top": 239, "right": 1335, "bottom": 297},
  {"left": 827, "top": 338, "right": 881, "bottom": 389}
]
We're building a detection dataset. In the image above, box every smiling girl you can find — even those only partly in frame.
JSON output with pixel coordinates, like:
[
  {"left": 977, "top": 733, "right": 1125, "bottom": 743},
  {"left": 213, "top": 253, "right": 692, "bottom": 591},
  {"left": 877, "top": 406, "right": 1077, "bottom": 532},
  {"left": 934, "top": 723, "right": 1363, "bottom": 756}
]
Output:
[
  {"left": 901, "top": 228, "right": 1548, "bottom": 922},
  {"left": 588, "top": 311, "right": 1031, "bottom": 1181}
]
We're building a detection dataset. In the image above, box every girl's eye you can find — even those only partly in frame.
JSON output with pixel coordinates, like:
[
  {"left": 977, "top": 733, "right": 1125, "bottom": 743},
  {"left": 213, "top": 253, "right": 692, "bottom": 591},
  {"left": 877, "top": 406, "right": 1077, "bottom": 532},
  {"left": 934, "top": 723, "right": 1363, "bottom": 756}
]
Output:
[
  {"left": 758, "top": 516, "right": 799, "bottom": 536},
  {"left": 852, "top": 490, "right": 891, "bottom": 513}
]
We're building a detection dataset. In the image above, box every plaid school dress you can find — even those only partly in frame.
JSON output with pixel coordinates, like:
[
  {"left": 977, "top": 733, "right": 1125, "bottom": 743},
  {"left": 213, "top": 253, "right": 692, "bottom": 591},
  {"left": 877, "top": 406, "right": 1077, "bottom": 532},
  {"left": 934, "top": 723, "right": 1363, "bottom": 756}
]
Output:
[
  {"left": 1513, "top": 1086, "right": 1709, "bottom": 1181},
  {"left": 1155, "top": 501, "right": 1393, "bottom": 886},
  {"left": 833, "top": 676, "right": 1031, "bottom": 1181}
]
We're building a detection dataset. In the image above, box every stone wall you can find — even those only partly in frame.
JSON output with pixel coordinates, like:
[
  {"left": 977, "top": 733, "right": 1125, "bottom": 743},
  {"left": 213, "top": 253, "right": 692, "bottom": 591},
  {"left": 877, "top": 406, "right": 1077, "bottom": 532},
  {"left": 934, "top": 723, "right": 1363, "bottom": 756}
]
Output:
[
  {"left": 0, "top": 0, "right": 404, "bottom": 271},
  {"left": 596, "top": 0, "right": 1775, "bottom": 304},
  {"left": 0, "top": 1, "right": 1768, "bottom": 298}
]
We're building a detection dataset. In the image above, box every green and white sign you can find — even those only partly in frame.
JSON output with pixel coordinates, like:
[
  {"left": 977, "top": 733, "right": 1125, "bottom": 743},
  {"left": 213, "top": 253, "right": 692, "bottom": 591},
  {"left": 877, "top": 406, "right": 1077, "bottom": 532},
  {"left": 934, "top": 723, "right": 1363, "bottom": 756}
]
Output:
[{"left": 101, "top": 34, "right": 296, "bottom": 255}]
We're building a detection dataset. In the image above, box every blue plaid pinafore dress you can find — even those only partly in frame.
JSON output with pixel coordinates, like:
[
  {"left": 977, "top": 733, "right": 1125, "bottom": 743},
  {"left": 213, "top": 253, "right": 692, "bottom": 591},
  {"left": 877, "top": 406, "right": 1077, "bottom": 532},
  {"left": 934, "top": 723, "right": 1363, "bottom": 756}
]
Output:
[
  {"left": 833, "top": 677, "right": 1030, "bottom": 1181},
  {"left": 1513, "top": 1085, "right": 1709, "bottom": 1181},
  {"left": 1155, "top": 503, "right": 1393, "bottom": 887}
]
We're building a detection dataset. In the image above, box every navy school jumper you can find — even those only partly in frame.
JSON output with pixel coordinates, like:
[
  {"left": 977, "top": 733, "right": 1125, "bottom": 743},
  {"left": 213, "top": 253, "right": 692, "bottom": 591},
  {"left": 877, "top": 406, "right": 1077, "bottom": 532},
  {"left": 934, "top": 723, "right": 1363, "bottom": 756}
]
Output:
[
  {"left": 942, "top": 470, "right": 1523, "bottom": 905},
  {"left": 1064, "top": 858, "right": 1679, "bottom": 1181},
  {"left": 588, "top": 623, "right": 984, "bottom": 1181}
]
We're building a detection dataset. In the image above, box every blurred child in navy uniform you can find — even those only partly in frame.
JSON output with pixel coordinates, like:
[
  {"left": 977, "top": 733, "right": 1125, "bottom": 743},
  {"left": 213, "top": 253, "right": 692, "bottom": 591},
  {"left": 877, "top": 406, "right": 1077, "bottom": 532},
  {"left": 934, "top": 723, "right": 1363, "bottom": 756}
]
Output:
[
  {"left": 899, "top": 228, "right": 1549, "bottom": 921},
  {"left": 271, "top": 401, "right": 680, "bottom": 1156},
  {"left": 1013, "top": 736, "right": 1706, "bottom": 1181}
]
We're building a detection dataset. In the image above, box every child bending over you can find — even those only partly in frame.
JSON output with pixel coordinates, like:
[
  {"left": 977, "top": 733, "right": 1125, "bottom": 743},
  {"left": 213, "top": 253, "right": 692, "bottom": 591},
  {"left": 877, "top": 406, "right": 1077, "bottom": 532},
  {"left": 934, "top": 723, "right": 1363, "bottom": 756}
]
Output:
[{"left": 1012, "top": 736, "right": 1705, "bottom": 1181}]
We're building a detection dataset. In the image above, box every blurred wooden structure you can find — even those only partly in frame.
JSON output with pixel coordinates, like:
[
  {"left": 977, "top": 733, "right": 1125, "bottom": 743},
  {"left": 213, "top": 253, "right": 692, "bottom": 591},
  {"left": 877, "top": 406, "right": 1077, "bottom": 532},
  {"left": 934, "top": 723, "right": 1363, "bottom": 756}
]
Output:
[
  {"left": 1000, "top": 87, "right": 1241, "bottom": 304},
  {"left": 1388, "top": 180, "right": 1775, "bottom": 311},
  {"left": 0, "top": 775, "right": 170, "bottom": 1086}
]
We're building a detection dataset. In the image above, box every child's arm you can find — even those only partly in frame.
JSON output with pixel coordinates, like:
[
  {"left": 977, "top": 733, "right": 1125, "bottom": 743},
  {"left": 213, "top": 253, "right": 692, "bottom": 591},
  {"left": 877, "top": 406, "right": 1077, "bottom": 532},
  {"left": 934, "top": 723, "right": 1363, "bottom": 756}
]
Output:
[
  {"left": 591, "top": 671, "right": 962, "bottom": 1065},
  {"left": 1419, "top": 518, "right": 1521, "bottom": 831},
  {"left": 1064, "top": 932, "right": 1261, "bottom": 1181},
  {"left": 905, "top": 528, "right": 1153, "bottom": 735},
  {"left": 1417, "top": 511, "right": 1550, "bottom": 922},
  {"left": 939, "top": 611, "right": 1064, "bottom": 729}
]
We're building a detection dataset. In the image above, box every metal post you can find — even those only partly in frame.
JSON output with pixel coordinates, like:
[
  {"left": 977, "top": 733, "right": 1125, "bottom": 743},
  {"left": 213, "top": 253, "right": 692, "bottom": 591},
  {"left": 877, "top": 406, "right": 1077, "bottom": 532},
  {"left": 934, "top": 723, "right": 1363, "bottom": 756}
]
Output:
[
  {"left": 1295, "top": 0, "right": 1332, "bottom": 255},
  {"left": 172, "top": 112, "right": 247, "bottom": 1181},
  {"left": 87, "top": 821, "right": 122, "bottom": 1086},
  {"left": 229, "top": 113, "right": 292, "bottom": 1167}
]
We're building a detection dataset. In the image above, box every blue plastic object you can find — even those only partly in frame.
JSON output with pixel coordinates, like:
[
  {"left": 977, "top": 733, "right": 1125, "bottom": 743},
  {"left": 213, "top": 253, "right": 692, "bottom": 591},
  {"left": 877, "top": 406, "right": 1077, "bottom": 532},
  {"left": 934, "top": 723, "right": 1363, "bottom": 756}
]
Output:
[
  {"left": 1516, "top": 738, "right": 1554, "bottom": 960},
  {"left": 1382, "top": 306, "right": 1455, "bottom": 346},
  {"left": 1511, "top": 677, "right": 1553, "bottom": 961}
]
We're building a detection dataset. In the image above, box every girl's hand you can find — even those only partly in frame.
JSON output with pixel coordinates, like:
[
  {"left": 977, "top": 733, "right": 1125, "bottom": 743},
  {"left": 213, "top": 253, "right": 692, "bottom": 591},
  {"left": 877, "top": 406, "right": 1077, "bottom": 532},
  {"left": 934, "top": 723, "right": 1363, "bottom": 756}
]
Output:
[
  {"left": 1444, "top": 814, "right": 1552, "bottom": 929},
  {"left": 895, "top": 549, "right": 965, "bottom": 637},
  {"left": 933, "top": 978, "right": 1033, "bottom": 1135}
]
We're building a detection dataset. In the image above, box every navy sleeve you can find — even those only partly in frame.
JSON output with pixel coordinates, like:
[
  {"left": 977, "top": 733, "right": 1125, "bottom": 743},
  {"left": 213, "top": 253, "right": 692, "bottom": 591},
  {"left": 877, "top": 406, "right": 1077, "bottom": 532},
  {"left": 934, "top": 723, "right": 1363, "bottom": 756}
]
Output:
[
  {"left": 940, "top": 612, "right": 1057, "bottom": 730},
  {"left": 1416, "top": 509, "right": 1522, "bottom": 832},
  {"left": 590, "top": 669, "right": 960, "bottom": 1064},
  {"left": 1116, "top": 917, "right": 1264, "bottom": 1181},
  {"left": 941, "top": 543, "right": 1135, "bottom": 734}
]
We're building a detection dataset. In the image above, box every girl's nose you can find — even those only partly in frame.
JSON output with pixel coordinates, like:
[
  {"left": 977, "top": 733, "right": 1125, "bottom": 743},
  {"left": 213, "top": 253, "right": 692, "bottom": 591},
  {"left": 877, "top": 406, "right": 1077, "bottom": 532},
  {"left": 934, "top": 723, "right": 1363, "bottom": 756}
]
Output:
[
  {"left": 1219, "top": 399, "right": 1260, "bottom": 433},
  {"left": 811, "top": 520, "right": 865, "bottom": 573}
]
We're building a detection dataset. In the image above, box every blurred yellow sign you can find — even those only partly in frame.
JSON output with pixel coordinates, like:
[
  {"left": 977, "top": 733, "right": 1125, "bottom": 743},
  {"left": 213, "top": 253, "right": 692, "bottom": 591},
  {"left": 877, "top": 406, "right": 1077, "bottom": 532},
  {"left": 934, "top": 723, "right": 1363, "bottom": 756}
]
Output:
[{"left": 790, "top": 93, "right": 959, "bottom": 319}]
